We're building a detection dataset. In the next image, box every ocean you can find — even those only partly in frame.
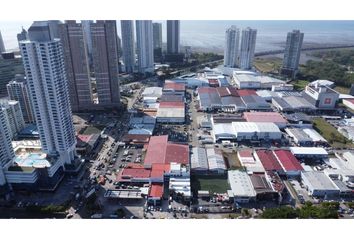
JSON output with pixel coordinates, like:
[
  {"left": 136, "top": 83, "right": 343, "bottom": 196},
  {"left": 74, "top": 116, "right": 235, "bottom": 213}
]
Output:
[{"left": 1, "top": 20, "right": 354, "bottom": 53}]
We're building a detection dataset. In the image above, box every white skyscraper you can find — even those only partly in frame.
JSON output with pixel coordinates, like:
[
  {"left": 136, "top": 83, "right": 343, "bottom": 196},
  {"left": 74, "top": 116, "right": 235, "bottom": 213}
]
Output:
[
  {"left": 121, "top": 20, "right": 136, "bottom": 73},
  {"left": 0, "top": 108, "right": 15, "bottom": 186},
  {"left": 281, "top": 30, "right": 304, "bottom": 78},
  {"left": 20, "top": 21, "right": 77, "bottom": 166},
  {"left": 224, "top": 26, "right": 240, "bottom": 68},
  {"left": 167, "top": 20, "right": 180, "bottom": 54},
  {"left": 0, "top": 100, "right": 25, "bottom": 139},
  {"left": 136, "top": 20, "right": 154, "bottom": 73},
  {"left": 0, "top": 30, "right": 6, "bottom": 54},
  {"left": 239, "top": 27, "right": 257, "bottom": 70}
]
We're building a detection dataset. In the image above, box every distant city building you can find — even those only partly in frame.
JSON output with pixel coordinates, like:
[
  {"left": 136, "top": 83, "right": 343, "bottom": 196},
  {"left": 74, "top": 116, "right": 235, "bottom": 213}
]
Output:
[
  {"left": 153, "top": 22, "right": 162, "bottom": 50},
  {"left": 239, "top": 27, "right": 257, "bottom": 70},
  {"left": 0, "top": 54, "right": 24, "bottom": 97},
  {"left": 121, "top": 20, "right": 135, "bottom": 73},
  {"left": 136, "top": 20, "right": 154, "bottom": 73},
  {"left": 81, "top": 20, "right": 93, "bottom": 63},
  {"left": 224, "top": 26, "right": 240, "bottom": 68},
  {"left": 59, "top": 20, "right": 93, "bottom": 112},
  {"left": 167, "top": 20, "right": 180, "bottom": 54},
  {"left": 0, "top": 30, "right": 6, "bottom": 54},
  {"left": 0, "top": 100, "right": 25, "bottom": 139},
  {"left": 20, "top": 21, "right": 77, "bottom": 167},
  {"left": 117, "top": 35, "right": 122, "bottom": 58},
  {"left": 7, "top": 74, "right": 35, "bottom": 123},
  {"left": 16, "top": 27, "right": 28, "bottom": 45},
  {"left": 0, "top": 108, "right": 15, "bottom": 186},
  {"left": 91, "top": 20, "right": 120, "bottom": 107},
  {"left": 153, "top": 22, "right": 162, "bottom": 62},
  {"left": 281, "top": 30, "right": 304, "bottom": 78}
]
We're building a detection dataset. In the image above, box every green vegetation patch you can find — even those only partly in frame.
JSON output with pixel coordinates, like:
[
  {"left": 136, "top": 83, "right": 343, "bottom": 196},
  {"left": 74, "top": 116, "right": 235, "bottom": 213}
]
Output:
[
  {"left": 262, "top": 202, "right": 339, "bottom": 219},
  {"left": 312, "top": 117, "right": 354, "bottom": 148},
  {"left": 254, "top": 57, "right": 282, "bottom": 73},
  {"left": 292, "top": 79, "right": 310, "bottom": 91},
  {"left": 191, "top": 174, "right": 230, "bottom": 194}
]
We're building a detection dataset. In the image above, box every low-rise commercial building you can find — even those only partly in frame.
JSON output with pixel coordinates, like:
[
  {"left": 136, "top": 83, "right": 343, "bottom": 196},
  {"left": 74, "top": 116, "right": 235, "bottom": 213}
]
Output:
[
  {"left": 302, "top": 85, "right": 339, "bottom": 109},
  {"left": 301, "top": 171, "right": 340, "bottom": 198},
  {"left": 272, "top": 96, "right": 316, "bottom": 112},
  {"left": 273, "top": 150, "right": 303, "bottom": 177},
  {"left": 237, "top": 149, "right": 265, "bottom": 173},
  {"left": 156, "top": 102, "right": 185, "bottom": 123},
  {"left": 290, "top": 147, "right": 328, "bottom": 160},
  {"left": 233, "top": 71, "right": 284, "bottom": 89},
  {"left": 243, "top": 112, "right": 288, "bottom": 128},
  {"left": 228, "top": 170, "right": 256, "bottom": 203}
]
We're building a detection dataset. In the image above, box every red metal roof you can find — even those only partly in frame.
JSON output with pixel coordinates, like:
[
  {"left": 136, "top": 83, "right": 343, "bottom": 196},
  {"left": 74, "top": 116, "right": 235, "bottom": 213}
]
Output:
[
  {"left": 164, "top": 82, "right": 186, "bottom": 91},
  {"left": 256, "top": 150, "right": 283, "bottom": 171},
  {"left": 144, "top": 136, "right": 168, "bottom": 165},
  {"left": 236, "top": 89, "right": 257, "bottom": 97},
  {"left": 159, "top": 101, "right": 185, "bottom": 108},
  {"left": 165, "top": 143, "right": 189, "bottom": 165},
  {"left": 243, "top": 112, "right": 288, "bottom": 124},
  {"left": 273, "top": 150, "right": 303, "bottom": 171},
  {"left": 150, "top": 163, "right": 170, "bottom": 178},
  {"left": 149, "top": 184, "right": 164, "bottom": 198},
  {"left": 144, "top": 135, "right": 189, "bottom": 165},
  {"left": 117, "top": 164, "right": 151, "bottom": 181},
  {"left": 216, "top": 87, "right": 231, "bottom": 97},
  {"left": 77, "top": 134, "right": 92, "bottom": 143}
]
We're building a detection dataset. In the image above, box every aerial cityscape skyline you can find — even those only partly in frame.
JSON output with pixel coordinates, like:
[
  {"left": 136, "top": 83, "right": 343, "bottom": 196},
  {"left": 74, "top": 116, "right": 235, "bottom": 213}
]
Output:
[
  {"left": 1, "top": 20, "right": 354, "bottom": 52},
  {"left": 0, "top": 19, "right": 354, "bottom": 220}
]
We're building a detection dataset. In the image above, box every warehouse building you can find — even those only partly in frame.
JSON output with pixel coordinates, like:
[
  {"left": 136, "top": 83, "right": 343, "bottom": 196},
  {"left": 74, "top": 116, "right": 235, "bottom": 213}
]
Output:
[
  {"left": 302, "top": 85, "right": 339, "bottom": 109},
  {"left": 285, "top": 128, "right": 327, "bottom": 146},
  {"left": 272, "top": 96, "right": 316, "bottom": 112},
  {"left": 232, "top": 122, "right": 282, "bottom": 141},
  {"left": 273, "top": 150, "right": 303, "bottom": 177},
  {"left": 142, "top": 87, "right": 163, "bottom": 103},
  {"left": 290, "top": 147, "right": 328, "bottom": 160},
  {"left": 163, "top": 81, "right": 186, "bottom": 96},
  {"left": 143, "top": 135, "right": 190, "bottom": 166},
  {"left": 233, "top": 71, "right": 284, "bottom": 89},
  {"left": 191, "top": 147, "right": 209, "bottom": 173},
  {"left": 213, "top": 123, "right": 237, "bottom": 142},
  {"left": 301, "top": 171, "right": 340, "bottom": 198},
  {"left": 156, "top": 101, "right": 185, "bottom": 123},
  {"left": 243, "top": 112, "right": 288, "bottom": 129},
  {"left": 206, "top": 147, "right": 226, "bottom": 174},
  {"left": 250, "top": 173, "right": 279, "bottom": 201},
  {"left": 228, "top": 170, "right": 256, "bottom": 203},
  {"left": 237, "top": 149, "right": 265, "bottom": 173},
  {"left": 197, "top": 86, "right": 270, "bottom": 112},
  {"left": 241, "top": 95, "right": 271, "bottom": 110},
  {"left": 254, "top": 150, "right": 283, "bottom": 172}
]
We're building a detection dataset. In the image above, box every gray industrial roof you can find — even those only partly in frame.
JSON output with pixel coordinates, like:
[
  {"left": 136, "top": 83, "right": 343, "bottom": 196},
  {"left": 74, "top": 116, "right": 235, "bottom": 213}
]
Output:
[
  {"left": 301, "top": 171, "right": 338, "bottom": 190},
  {"left": 191, "top": 147, "right": 209, "bottom": 170}
]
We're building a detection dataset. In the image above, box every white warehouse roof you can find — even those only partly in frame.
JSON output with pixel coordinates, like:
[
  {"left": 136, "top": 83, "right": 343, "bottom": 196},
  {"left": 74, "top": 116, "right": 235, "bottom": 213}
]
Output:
[
  {"left": 228, "top": 170, "right": 256, "bottom": 198},
  {"left": 301, "top": 171, "right": 339, "bottom": 191},
  {"left": 290, "top": 147, "right": 328, "bottom": 156}
]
